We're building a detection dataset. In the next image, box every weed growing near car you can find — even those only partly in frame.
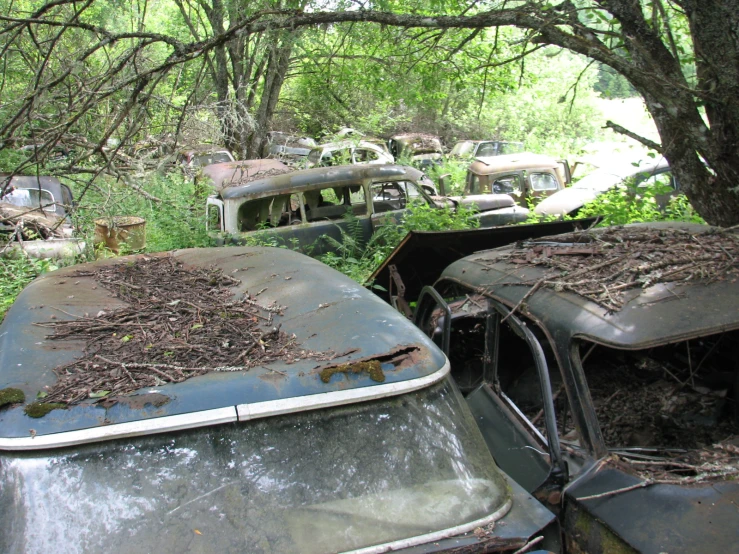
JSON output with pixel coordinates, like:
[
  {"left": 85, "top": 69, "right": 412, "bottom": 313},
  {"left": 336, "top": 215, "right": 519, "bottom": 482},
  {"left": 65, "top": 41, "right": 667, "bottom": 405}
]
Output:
[
  {"left": 319, "top": 201, "right": 479, "bottom": 284},
  {"left": 71, "top": 171, "right": 213, "bottom": 254},
  {"left": 0, "top": 256, "right": 58, "bottom": 321},
  {"left": 577, "top": 183, "right": 705, "bottom": 226}
]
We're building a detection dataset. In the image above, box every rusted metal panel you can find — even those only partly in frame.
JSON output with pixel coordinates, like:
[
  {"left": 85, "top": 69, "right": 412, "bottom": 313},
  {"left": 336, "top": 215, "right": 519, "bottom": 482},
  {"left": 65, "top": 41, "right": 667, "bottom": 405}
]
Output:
[
  {"left": 200, "top": 159, "right": 291, "bottom": 191},
  {"left": 369, "top": 219, "right": 599, "bottom": 306}
]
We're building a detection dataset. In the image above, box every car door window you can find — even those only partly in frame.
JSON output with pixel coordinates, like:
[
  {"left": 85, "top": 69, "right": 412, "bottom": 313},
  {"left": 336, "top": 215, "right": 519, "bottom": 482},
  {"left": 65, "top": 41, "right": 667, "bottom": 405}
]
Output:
[
  {"left": 236, "top": 193, "right": 304, "bottom": 230},
  {"left": 488, "top": 174, "right": 522, "bottom": 195},
  {"left": 530, "top": 172, "right": 559, "bottom": 191}
]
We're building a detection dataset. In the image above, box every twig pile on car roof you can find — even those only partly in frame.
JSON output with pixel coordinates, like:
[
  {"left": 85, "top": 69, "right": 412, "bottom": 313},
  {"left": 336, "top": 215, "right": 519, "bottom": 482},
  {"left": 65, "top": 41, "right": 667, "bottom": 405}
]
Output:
[
  {"left": 37, "top": 255, "right": 332, "bottom": 404},
  {"left": 223, "top": 166, "right": 292, "bottom": 187},
  {"left": 498, "top": 226, "right": 739, "bottom": 312}
]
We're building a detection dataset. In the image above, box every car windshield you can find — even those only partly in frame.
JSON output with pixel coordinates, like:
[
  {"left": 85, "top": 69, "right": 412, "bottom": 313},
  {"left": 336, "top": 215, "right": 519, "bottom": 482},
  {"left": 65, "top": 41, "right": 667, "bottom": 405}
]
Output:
[
  {"left": 193, "top": 152, "right": 232, "bottom": 167},
  {"left": 0, "top": 379, "right": 508, "bottom": 554},
  {"left": 451, "top": 142, "right": 474, "bottom": 156}
]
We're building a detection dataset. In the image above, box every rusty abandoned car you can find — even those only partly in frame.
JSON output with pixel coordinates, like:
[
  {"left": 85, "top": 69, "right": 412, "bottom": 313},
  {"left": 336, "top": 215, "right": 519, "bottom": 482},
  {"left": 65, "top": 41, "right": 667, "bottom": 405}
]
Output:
[
  {"left": 464, "top": 153, "right": 571, "bottom": 208},
  {"left": 205, "top": 164, "right": 529, "bottom": 254},
  {"left": 408, "top": 223, "right": 739, "bottom": 553},
  {"left": 306, "top": 139, "right": 395, "bottom": 168},
  {"left": 449, "top": 140, "right": 525, "bottom": 159},
  {"left": 388, "top": 134, "right": 444, "bottom": 170},
  {"left": 0, "top": 174, "right": 83, "bottom": 258},
  {"left": 535, "top": 158, "right": 674, "bottom": 218},
  {"left": 0, "top": 247, "right": 558, "bottom": 553}
]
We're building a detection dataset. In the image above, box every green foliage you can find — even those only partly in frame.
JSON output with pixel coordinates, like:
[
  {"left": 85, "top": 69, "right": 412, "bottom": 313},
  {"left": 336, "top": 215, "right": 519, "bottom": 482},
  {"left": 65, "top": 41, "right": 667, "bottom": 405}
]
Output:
[
  {"left": 73, "top": 172, "right": 212, "bottom": 255},
  {"left": 0, "top": 256, "right": 58, "bottom": 321},
  {"left": 319, "top": 200, "right": 479, "bottom": 284},
  {"left": 578, "top": 184, "right": 705, "bottom": 227}
]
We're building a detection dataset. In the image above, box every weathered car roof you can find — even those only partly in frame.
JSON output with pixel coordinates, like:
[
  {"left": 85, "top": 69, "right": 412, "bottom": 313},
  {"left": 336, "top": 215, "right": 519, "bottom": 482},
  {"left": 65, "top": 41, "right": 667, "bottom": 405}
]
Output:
[
  {"left": 391, "top": 134, "right": 443, "bottom": 153},
  {"left": 200, "top": 159, "right": 291, "bottom": 191},
  {"left": 0, "top": 247, "right": 447, "bottom": 449},
  {"left": 438, "top": 223, "right": 739, "bottom": 349},
  {"left": 220, "top": 164, "right": 424, "bottom": 200},
  {"left": 468, "top": 153, "right": 561, "bottom": 175}
]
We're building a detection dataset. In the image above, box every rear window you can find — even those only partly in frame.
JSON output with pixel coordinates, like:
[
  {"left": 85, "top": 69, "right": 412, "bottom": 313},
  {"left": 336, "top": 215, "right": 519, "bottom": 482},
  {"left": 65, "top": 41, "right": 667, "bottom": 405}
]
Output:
[
  {"left": 193, "top": 152, "right": 232, "bottom": 167},
  {"left": 1, "top": 188, "right": 57, "bottom": 212}
]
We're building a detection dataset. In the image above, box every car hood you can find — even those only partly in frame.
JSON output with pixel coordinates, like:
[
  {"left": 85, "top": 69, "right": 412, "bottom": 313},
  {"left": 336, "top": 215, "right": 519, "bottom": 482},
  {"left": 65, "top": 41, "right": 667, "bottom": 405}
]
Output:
[
  {"left": 534, "top": 186, "right": 599, "bottom": 216},
  {"left": 567, "top": 466, "right": 739, "bottom": 553}
]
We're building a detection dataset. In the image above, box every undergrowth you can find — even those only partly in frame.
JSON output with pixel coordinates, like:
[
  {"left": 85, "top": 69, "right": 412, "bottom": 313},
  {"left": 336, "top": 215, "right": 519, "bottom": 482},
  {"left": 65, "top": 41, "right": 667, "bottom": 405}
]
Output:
[
  {"left": 71, "top": 171, "right": 212, "bottom": 255},
  {"left": 319, "top": 201, "right": 479, "bottom": 284},
  {"left": 577, "top": 183, "right": 705, "bottom": 226},
  {"left": 0, "top": 256, "right": 59, "bottom": 321}
]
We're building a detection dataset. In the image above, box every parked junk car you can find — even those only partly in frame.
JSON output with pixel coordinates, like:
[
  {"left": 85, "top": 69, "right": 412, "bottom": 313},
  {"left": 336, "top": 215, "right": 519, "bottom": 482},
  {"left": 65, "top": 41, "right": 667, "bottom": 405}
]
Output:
[
  {"left": 199, "top": 158, "right": 292, "bottom": 190},
  {"left": 262, "top": 132, "right": 317, "bottom": 165},
  {"left": 409, "top": 223, "right": 739, "bottom": 554},
  {"left": 450, "top": 140, "right": 525, "bottom": 159},
  {"left": 0, "top": 246, "right": 559, "bottom": 553},
  {"left": 205, "top": 164, "right": 529, "bottom": 255},
  {"left": 389, "top": 134, "right": 444, "bottom": 170},
  {"left": 178, "top": 146, "right": 235, "bottom": 171},
  {"left": 306, "top": 140, "right": 394, "bottom": 168},
  {"left": 0, "top": 174, "right": 83, "bottom": 258},
  {"left": 464, "top": 153, "right": 571, "bottom": 208},
  {"left": 329, "top": 128, "right": 391, "bottom": 154},
  {"left": 535, "top": 158, "right": 673, "bottom": 217}
]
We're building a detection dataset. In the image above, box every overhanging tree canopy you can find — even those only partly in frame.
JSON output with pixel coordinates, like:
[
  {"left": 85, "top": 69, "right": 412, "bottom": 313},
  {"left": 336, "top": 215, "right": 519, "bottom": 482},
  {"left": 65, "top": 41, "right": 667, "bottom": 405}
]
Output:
[{"left": 1, "top": 0, "right": 737, "bottom": 225}]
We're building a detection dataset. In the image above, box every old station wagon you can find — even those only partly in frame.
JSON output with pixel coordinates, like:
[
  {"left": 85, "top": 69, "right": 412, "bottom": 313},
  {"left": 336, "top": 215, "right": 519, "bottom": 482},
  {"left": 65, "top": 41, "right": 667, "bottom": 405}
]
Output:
[
  {"left": 465, "top": 153, "right": 571, "bottom": 208},
  {"left": 410, "top": 223, "right": 739, "bottom": 553},
  {"left": 206, "top": 164, "right": 528, "bottom": 254},
  {"left": 0, "top": 247, "right": 557, "bottom": 553}
]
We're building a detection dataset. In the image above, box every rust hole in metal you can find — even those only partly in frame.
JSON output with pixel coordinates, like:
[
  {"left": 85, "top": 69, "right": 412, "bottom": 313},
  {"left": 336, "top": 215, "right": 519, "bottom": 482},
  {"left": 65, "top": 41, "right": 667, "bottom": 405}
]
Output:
[{"left": 317, "top": 345, "right": 423, "bottom": 384}]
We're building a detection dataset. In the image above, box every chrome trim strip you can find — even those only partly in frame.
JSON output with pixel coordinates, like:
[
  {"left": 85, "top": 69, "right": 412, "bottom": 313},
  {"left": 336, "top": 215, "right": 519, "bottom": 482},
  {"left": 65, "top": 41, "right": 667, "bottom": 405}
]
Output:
[
  {"left": 0, "top": 358, "right": 450, "bottom": 452},
  {"left": 343, "top": 497, "right": 513, "bottom": 554},
  {"left": 237, "top": 358, "right": 451, "bottom": 421},
  {"left": 0, "top": 407, "right": 237, "bottom": 451}
]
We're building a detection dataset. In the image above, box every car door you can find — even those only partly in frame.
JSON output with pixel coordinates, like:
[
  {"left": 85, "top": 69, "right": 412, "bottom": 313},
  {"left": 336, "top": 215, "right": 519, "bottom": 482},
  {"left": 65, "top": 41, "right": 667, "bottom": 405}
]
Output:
[
  {"left": 412, "top": 285, "right": 567, "bottom": 501},
  {"left": 526, "top": 171, "right": 562, "bottom": 206}
]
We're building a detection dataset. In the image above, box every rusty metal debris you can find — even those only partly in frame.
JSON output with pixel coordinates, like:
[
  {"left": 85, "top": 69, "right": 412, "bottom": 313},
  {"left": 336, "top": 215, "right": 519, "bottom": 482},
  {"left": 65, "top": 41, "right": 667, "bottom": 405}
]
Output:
[
  {"left": 498, "top": 226, "right": 739, "bottom": 312},
  {"left": 36, "top": 255, "right": 332, "bottom": 405}
]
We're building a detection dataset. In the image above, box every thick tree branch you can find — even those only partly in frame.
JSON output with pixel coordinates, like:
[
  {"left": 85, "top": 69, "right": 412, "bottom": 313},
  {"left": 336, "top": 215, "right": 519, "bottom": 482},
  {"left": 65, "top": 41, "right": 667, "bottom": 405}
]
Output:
[{"left": 604, "top": 120, "right": 663, "bottom": 152}]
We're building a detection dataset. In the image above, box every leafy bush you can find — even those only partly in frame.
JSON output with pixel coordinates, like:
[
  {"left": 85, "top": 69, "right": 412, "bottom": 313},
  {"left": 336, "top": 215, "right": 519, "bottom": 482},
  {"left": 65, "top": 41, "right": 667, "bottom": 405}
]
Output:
[
  {"left": 319, "top": 200, "right": 479, "bottom": 284},
  {"left": 578, "top": 182, "right": 705, "bottom": 226},
  {"left": 72, "top": 171, "right": 212, "bottom": 255}
]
